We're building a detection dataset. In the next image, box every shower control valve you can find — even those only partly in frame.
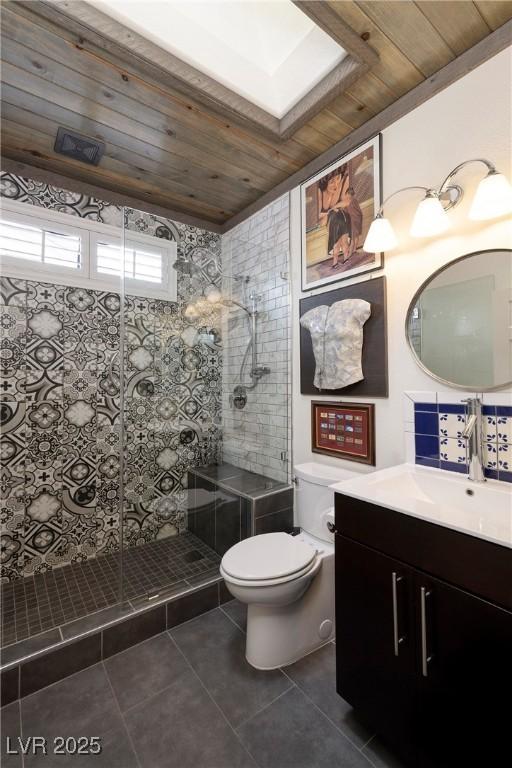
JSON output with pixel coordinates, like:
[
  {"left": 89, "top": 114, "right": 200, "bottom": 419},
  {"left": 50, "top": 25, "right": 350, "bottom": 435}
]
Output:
[{"left": 232, "top": 385, "right": 247, "bottom": 410}]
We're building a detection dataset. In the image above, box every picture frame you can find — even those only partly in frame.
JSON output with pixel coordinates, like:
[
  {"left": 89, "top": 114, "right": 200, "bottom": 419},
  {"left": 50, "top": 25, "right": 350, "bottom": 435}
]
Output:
[
  {"left": 301, "top": 135, "right": 382, "bottom": 292},
  {"left": 311, "top": 401, "right": 375, "bottom": 465}
]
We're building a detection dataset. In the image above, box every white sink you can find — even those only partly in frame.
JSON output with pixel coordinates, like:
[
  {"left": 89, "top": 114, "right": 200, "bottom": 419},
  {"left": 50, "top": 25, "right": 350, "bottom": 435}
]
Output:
[{"left": 330, "top": 463, "right": 512, "bottom": 549}]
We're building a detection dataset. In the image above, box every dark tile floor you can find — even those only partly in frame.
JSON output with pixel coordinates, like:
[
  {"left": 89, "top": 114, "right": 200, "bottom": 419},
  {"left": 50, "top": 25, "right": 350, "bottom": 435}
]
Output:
[
  {"left": 1, "top": 533, "right": 220, "bottom": 648},
  {"left": 1, "top": 601, "right": 407, "bottom": 768}
]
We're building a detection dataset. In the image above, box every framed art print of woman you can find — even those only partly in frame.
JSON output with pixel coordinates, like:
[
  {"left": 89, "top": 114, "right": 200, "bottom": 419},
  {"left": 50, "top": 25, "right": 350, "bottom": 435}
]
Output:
[{"left": 301, "top": 135, "right": 382, "bottom": 291}]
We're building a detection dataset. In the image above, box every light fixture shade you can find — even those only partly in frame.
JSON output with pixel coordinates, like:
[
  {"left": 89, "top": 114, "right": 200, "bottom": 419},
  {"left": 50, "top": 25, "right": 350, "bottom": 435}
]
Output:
[
  {"left": 363, "top": 216, "right": 397, "bottom": 253},
  {"left": 410, "top": 194, "right": 449, "bottom": 238},
  {"left": 204, "top": 284, "right": 222, "bottom": 303},
  {"left": 195, "top": 298, "right": 209, "bottom": 314},
  {"left": 184, "top": 302, "right": 200, "bottom": 320},
  {"left": 468, "top": 172, "right": 512, "bottom": 220}
]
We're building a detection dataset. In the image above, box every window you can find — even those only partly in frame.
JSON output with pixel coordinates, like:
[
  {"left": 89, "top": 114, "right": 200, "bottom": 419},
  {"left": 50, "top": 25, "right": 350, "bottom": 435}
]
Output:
[
  {"left": 0, "top": 201, "right": 177, "bottom": 300},
  {"left": 0, "top": 210, "right": 86, "bottom": 277},
  {"left": 90, "top": 232, "right": 171, "bottom": 294}
]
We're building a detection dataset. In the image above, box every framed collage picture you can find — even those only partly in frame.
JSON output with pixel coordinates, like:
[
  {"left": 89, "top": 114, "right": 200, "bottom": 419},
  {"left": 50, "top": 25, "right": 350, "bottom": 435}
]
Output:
[
  {"left": 311, "top": 401, "right": 375, "bottom": 465},
  {"left": 301, "top": 135, "right": 382, "bottom": 292}
]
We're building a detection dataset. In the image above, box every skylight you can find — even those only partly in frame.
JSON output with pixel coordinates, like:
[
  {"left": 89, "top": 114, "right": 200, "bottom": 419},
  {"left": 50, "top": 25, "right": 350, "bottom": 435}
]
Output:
[{"left": 92, "top": 0, "right": 346, "bottom": 118}]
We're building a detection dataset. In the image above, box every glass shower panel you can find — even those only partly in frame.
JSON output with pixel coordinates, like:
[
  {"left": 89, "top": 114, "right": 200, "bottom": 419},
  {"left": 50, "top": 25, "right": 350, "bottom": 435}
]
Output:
[
  {"left": 221, "top": 218, "right": 292, "bottom": 485},
  {"left": 0, "top": 206, "right": 125, "bottom": 648},
  {"left": 120, "top": 207, "right": 223, "bottom": 604}
]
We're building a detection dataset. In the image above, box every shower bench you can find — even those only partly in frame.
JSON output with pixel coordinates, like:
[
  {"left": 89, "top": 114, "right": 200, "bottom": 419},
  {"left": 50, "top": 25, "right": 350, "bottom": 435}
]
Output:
[{"left": 188, "top": 463, "right": 294, "bottom": 557}]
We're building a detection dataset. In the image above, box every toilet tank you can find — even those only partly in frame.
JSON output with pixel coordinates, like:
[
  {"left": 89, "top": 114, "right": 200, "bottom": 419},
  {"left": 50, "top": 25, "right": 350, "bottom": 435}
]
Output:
[{"left": 294, "top": 462, "right": 360, "bottom": 542}]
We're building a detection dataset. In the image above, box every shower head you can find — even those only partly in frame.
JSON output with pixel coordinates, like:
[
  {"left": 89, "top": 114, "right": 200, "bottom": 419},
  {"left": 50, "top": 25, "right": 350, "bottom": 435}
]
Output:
[{"left": 173, "top": 256, "right": 199, "bottom": 276}]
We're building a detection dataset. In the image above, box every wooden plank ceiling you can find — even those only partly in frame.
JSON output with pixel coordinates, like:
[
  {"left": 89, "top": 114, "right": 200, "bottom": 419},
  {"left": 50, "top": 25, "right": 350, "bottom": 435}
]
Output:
[{"left": 1, "top": 0, "right": 511, "bottom": 228}]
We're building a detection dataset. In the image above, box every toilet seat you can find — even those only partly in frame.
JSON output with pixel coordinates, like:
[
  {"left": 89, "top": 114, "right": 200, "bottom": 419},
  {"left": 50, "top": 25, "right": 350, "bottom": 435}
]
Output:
[
  {"left": 220, "top": 557, "right": 319, "bottom": 588},
  {"left": 221, "top": 532, "right": 318, "bottom": 586}
]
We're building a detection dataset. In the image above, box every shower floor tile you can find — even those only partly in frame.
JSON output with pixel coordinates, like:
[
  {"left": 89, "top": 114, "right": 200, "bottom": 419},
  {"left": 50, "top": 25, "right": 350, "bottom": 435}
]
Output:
[{"left": 1, "top": 532, "right": 220, "bottom": 649}]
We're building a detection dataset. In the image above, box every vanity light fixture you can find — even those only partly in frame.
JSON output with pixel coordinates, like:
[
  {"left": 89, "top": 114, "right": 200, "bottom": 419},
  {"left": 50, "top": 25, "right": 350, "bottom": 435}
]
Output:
[
  {"left": 409, "top": 190, "right": 450, "bottom": 238},
  {"left": 361, "top": 213, "right": 397, "bottom": 252},
  {"left": 363, "top": 158, "right": 512, "bottom": 253},
  {"left": 468, "top": 168, "right": 512, "bottom": 220}
]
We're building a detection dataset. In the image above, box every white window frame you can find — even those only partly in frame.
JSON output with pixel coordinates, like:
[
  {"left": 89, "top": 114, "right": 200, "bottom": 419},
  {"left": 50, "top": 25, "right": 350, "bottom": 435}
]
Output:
[
  {"left": 90, "top": 230, "right": 175, "bottom": 300},
  {"left": 0, "top": 198, "right": 177, "bottom": 301},
  {"left": 0, "top": 203, "right": 89, "bottom": 283}
]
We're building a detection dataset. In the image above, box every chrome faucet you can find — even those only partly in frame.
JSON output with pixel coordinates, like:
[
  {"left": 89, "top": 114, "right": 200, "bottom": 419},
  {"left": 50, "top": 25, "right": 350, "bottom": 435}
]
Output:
[{"left": 461, "top": 397, "right": 485, "bottom": 483}]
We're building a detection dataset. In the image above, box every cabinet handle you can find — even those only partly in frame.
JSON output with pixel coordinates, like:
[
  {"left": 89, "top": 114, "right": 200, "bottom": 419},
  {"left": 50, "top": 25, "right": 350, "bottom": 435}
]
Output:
[
  {"left": 420, "top": 587, "right": 433, "bottom": 677},
  {"left": 392, "top": 572, "right": 404, "bottom": 656}
]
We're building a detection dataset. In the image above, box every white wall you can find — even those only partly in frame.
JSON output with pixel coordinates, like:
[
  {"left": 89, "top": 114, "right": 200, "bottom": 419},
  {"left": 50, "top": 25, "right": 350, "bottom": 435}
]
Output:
[{"left": 291, "top": 47, "right": 512, "bottom": 476}]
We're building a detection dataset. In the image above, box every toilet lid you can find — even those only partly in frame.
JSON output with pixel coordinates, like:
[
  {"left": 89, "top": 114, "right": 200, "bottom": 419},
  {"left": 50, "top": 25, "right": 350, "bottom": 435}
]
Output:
[{"left": 221, "top": 532, "right": 317, "bottom": 581}]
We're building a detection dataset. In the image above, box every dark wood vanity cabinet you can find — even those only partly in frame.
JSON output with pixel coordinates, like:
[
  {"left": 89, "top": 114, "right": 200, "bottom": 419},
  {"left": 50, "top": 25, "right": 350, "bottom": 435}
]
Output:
[{"left": 334, "top": 494, "right": 512, "bottom": 768}]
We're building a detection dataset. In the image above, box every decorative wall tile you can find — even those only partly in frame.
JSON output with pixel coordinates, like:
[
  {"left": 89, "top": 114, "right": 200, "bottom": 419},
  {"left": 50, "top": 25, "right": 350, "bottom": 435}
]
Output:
[
  {"left": 61, "top": 484, "right": 97, "bottom": 562},
  {"left": 23, "top": 490, "right": 63, "bottom": 576},
  {"left": 496, "top": 413, "right": 511, "bottom": 444},
  {"left": 1, "top": 503, "right": 25, "bottom": 581},
  {"left": 25, "top": 284, "right": 65, "bottom": 402},
  {"left": 439, "top": 437, "right": 466, "bottom": 464},
  {"left": 63, "top": 369, "right": 97, "bottom": 401},
  {"left": 484, "top": 442, "right": 498, "bottom": 470},
  {"left": 63, "top": 287, "right": 98, "bottom": 371},
  {"left": 0, "top": 304, "right": 26, "bottom": 401},
  {"left": 95, "top": 503, "right": 120, "bottom": 555},
  {"left": 0, "top": 401, "right": 26, "bottom": 499},
  {"left": 439, "top": 411, "right": 466, "bottom": 439},
  {"left": 23, "top": 399, "right": 64, "bottom": 575},
  {"left": 0, "top": 276, "right": 27, "bottom": 307},
  {"left": 483, "top": 413, "right": 497, "bottom": 442},
  {"left": 0, "top": 172, "right": 122, "bottom": 225},
  {"left": 25, "top": 400, "right": 63, "bottom": 493},
  {"left": 497, "top": 443, "right": 510, "bottom": 471},
  {"left": 1, "top": 174, "right": 222, "bottom": 581},
  {"left": 412, "top": 397, "right": 511, "bottom": 483}
]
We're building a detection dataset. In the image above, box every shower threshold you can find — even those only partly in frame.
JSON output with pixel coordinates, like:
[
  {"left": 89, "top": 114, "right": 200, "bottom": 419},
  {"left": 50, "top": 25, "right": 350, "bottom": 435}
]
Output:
[{"left": 1, "top": 532, "right": 221, "bottom": 666}]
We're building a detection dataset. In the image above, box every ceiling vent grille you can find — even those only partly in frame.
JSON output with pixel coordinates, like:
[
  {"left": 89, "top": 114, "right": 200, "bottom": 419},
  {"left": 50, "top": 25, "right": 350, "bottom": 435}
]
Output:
[{"left": 54, "top": 127, "right": 105, "bottom": 166}]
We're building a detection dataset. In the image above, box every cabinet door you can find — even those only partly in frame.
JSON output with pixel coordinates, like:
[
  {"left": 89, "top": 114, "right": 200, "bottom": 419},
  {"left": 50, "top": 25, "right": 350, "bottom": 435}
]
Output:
[
  {"left": 415, "top": 573, "right": 512, "bottom": 768},
  {"left": 335, "top": 535, "right": 418, "bottom": 764}
]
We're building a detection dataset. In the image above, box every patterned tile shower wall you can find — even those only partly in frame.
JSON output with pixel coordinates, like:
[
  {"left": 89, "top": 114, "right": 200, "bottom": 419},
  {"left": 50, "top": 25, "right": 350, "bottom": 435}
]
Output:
[
  {"left": 221, "top": 194, "right": 291, "bottom": 483},
  {"left": 1, "top": 172, "right": 222, "bottom": 582}
]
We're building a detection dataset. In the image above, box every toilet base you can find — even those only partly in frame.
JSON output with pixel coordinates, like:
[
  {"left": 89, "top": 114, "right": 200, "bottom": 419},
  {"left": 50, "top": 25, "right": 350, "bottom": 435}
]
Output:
[
  {"left": 244, "top": 554, "right": 335, "bottom": 670},
  {"left": 246, "top": 637, "right": 333, "bottom": 671}
]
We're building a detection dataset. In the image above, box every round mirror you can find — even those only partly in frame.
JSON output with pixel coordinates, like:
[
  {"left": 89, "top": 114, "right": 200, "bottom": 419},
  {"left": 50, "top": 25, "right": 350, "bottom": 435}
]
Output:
[{"left": 406, "top": 249, "right": 512, "bottom": 390}]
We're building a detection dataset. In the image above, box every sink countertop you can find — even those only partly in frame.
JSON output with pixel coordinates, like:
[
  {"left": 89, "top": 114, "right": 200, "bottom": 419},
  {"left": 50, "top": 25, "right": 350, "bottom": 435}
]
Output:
[{"left": 330, "top": 463, "right": 512, "bottom": 549}]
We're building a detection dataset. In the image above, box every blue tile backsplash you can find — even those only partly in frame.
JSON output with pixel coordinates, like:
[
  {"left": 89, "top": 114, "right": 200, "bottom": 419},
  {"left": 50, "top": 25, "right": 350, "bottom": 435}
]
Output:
[
  {"left": 414, "top": 401, "right": 512, "bottom": 483},
  {"left": 414, "top": 411, "right": 439, "bottom": 436}
]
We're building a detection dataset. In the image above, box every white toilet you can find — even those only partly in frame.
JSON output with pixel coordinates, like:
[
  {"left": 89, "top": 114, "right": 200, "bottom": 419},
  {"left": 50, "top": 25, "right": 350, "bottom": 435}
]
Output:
[{"left": 220, "top": 462, "right": 358, "bottom": 669}]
